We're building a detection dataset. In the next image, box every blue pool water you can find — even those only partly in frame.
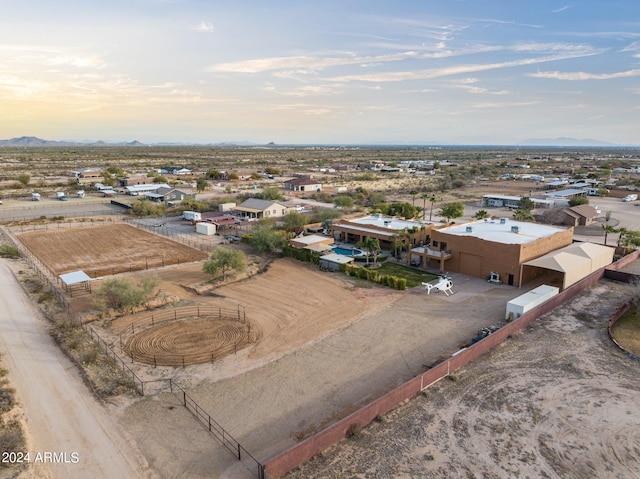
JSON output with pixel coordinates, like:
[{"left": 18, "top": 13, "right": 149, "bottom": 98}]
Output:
[{"left": 332, "top": 246, "right": 363, "bottom": 256}]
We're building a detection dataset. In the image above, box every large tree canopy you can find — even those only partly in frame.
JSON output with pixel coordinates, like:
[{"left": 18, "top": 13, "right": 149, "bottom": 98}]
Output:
[{"left": 203, "top": 247, "right": 246, "bottom": 281}]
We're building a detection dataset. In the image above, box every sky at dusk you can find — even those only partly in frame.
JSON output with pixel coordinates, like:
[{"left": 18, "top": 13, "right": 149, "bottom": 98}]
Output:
[{"left": 2, "top": 1, "right": 639, "bottom": 145}]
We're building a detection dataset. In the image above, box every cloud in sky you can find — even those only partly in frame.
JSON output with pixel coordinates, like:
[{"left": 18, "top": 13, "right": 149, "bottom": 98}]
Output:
[
  {"left": 529, "top": 69, "right": 640, "bottom": 80},
  {"left": 192, "top": 21, "right": 214, "bottom": 33},
  {"left": 1, "top": 0, "right": 639, "bottom": 144}
]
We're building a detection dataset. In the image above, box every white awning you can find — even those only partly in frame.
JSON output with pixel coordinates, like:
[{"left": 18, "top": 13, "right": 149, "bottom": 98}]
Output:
[{"left": 59, "top": 270, "right": 91, "bottom": 285}]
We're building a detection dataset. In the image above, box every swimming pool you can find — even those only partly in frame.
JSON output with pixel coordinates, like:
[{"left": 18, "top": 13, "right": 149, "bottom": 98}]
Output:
[{"left": 332, "top": 246, "right": 363, "bottom": 256}]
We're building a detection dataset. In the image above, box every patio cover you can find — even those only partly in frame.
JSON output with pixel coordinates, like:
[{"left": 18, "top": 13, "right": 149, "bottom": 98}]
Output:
[
  {"left": 523, "top": 242, "right": 614, "bottom": 289},
  {"left": 59, "top": 270, "right": 91, "bottom": 286}
]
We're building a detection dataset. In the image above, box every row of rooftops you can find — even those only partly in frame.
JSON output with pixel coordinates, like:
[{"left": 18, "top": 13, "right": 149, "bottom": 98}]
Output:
[{"left": 335, "top": 214, "right": 569, "bottom": 246}]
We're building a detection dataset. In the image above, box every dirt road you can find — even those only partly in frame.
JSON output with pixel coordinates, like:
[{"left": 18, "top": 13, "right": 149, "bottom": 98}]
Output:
[{"left": 0, "top": 260, "right": 153, "bottom": 479}]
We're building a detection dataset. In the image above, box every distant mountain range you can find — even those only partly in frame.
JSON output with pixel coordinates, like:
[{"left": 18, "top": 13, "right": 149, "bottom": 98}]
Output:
[
  {"left": 0, "top": 136, "right": 147, "bottom": 147},
  {"left": 517, "top": 137, "right": 617, "bottom": 147},
  {"left": 0, "top": 135, "right": 631, "bottom": 148}
]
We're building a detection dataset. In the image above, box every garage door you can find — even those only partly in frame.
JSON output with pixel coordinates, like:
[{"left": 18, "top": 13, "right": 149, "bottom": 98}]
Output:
[{"left": 459, "top": 252, "right": 482, "bottom": 277}]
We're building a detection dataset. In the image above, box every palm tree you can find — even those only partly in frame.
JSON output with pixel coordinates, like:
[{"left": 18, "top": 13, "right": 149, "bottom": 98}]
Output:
[
  {"left": 427, "top": 194, "right": 438, "bottom": 221},
  {"left": 601, "top": 224, "right": 618, "bottom": 246},
  {"left": 474, "top": 209, "right": 490, "bottom": 220},
  {"left": 409, "top": 189, "right": 418, "bottom": 207},
  {"left": 512, "top": 209, "right": 534, "bottom": 221},
  {"left": 616, "top": 227, "right": 628, "bottom": 248},
  {"left": 363, "top": 237, "right": 381, "bottom": 266}
]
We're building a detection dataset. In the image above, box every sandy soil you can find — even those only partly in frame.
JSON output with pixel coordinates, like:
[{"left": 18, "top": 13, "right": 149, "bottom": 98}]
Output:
[
  {"left": 105, "top": 258, "right": 402, "bottom": 382},
  {"left": 284, "top": 279, "right": 640, "bottom": 479},
  {"left": 17, "top": 224, "right": 206, "bottom": 276},
  {"left": 0, "top": 260, "right": 154, "bottom": 479}
]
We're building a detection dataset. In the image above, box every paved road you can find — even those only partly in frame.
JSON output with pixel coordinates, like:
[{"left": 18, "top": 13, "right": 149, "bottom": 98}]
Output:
[{"left": 0, "top": 260, "right": 152, "bottom": 479}]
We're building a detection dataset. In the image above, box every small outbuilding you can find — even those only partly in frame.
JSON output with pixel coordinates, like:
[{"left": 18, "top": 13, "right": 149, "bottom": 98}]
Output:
[
  {"left": 59, "top": 270, "right": 92, "bottom": 296},
  {"left": 289, "top": 234, "right": 333, "bottom": 251},
  {"left": 505, "top": 284, "right": 559, "bottom": 321},
  {"left": 319, "top": 253, "right": 354, "bottom": 271},
  {"left": 196, "top": 222, "right": 216, "bottom": 235}
]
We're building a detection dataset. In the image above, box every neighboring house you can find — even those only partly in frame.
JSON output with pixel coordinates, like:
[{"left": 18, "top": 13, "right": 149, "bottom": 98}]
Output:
[
  {"left": 74, "top": 168, "right": 102, "bottom": 184},
  {"left": 119, "top": 174, "right": 150, "bottom": 187},
  {"left": 481, "top": 194, "right": 555, "bottom": 209},
  {"left": 561, "top": 204, "right": 599, "bottom": 226},
  {"left": 145, "top": 187, "right": 193, "bottom": 204},
  {"left": 415, "top": 218, "right": 573, "bottom": 286},
  {"left": 332, "top": 214, "right": 437, "bottom": 251},
  {"left": 125, "top": 183, "right": 171, "bottom": 196},
  {"left": 284, "top": 177, "right": 322, "bottom": 192},
  {"left": 161, "top": 166, "right": 192, "bottom": 175},
  {"left": 233, "top": 198, "right": 289, "bottom": 220}
]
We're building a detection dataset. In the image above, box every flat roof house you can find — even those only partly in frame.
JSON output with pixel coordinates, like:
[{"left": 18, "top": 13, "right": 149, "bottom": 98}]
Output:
[
  {"left": 284, "top": 177, "right": 322, "bottom": 192},
  {"left": 331, "top": 214, "right": 438, "bottom": 250},
  {"left": 424, "top": 218, "right": 573, "bottom": 286}
]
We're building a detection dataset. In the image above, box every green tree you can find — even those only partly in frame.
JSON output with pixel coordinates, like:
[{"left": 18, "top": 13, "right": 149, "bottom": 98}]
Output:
[
  {"left": 258, "top": 186, "right": 284, "bottom": 201},
  {"left": 409, "top": 189, "right": 418, "bottom": 206},
  {"left": 568, "top": 196, "right": 589, "bottom": 207},
  {"left": 101, "top": 171, "right": 116, "bottom": 186},
  {"left": 384, "top": 202, "right": 419, "bottom": 219},
  {"left": 248, "top": 225, "right": 287, "bottom": 253},
  {"left": 16, "top": 174, "right": 30, "bottom": 186},
  {"left": 203, "top": 248, "right": 246, "bottom": 282},
  {"left": 152, "top": 175, "right": 168, "bottom": 184},
  {"left": 93, "top": 277, "right": 159, "bottom": 313},
  {"left": 438, "top": 202, "right": 465, "bottom": 222},
  {"left": 282, "top": 211, "right": 308, "bottom": 233},
  {"left": 474, "top": 209, "right": 490, "bottom": 220},
  {"left": 106, "top": 166, "right": 124, "bottom": 177},
  {"left": 179, "top": 197, "right": 208, "bottom": 211},
  {"left": 196, "top": 177, "right": 208, "bottom": 193},
  {"left": 130, "top": 199, "right": 166, "bottom": 217},
  {"left": 512, "top": 209, "right": 534, "bottom": 221},
  {"left": 334, "top": 195, "right": 354, "bottom": 209},
  {"left": 228, "top": 172, "right": 239, "bottom": 181},
  {"left": 361, "top": 237, "right": 381, "bottom": 266},
  {"left": 518, "top": 196, "right": 535, "bottom": 212},
  {"left": 206, "top": 169, "right": 223, "bottom": 180}
]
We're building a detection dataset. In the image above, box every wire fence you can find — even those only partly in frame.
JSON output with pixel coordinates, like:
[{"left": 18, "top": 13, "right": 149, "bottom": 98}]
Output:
[{"left": 125, "top": 217, "right": 217, "bottom": 254}]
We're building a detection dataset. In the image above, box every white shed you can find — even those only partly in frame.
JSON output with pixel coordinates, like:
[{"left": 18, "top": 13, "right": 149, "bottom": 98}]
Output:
[
  {"left": 196, "top": 222, "right": 216, "bottom": 235},
  {"left": 505, "top": 284, "right": 559, "bottom": 321}
]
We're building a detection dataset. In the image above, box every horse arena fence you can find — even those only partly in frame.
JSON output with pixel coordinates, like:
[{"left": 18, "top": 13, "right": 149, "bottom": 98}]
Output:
[
  {"left": 120, "top": 305, "right": 259, "bottom": 367},
  {"left": 1, "top": 225, "right": 266, "bottom": 477}
]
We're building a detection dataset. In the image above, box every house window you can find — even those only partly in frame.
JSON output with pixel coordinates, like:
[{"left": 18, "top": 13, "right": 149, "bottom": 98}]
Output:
[
  {"left": 273, "top": 209, "right": 276, "bottom": 215},
  {"left": 432, "top": 240, "right": 439, "bottom": 248}
]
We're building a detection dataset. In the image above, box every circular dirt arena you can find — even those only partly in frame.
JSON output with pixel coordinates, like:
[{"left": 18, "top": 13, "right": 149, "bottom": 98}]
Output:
[{"left": 125, "top": 318, "right": 258, "bottom": 366}]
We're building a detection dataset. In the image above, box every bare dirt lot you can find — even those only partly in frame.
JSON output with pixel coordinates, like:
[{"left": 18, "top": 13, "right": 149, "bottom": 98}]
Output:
[
  {"left": 285, "top": 279, "right": 640, "bottom": 479},
  {"left": 17, "top": 223, "right": 207, "bottom": 276}
]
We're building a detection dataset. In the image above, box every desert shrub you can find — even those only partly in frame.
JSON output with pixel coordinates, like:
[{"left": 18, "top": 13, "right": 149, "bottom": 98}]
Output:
[
  {"left": 93, "top": 276, "right": 159, "bottom": 313},
  {"left": 0, "top": 421, "right": 25, "bottom": 462},
  {"left": 347, "top": 423, "right": 363, "bottom": 437},
  {"left": 37, "top": 290, "right": 55, "bottom": 303},
  {"left": 0, "top": 245, "right": 19, "bottom": 259}
]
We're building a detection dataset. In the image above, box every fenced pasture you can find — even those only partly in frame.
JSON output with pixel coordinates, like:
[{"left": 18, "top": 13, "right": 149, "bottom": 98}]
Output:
[
  {"left": 115, "top": 305, "right": 259, "bottom": 367},
  {"left": 17, "top": 223, "right": 207, "bottom": 277}
]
